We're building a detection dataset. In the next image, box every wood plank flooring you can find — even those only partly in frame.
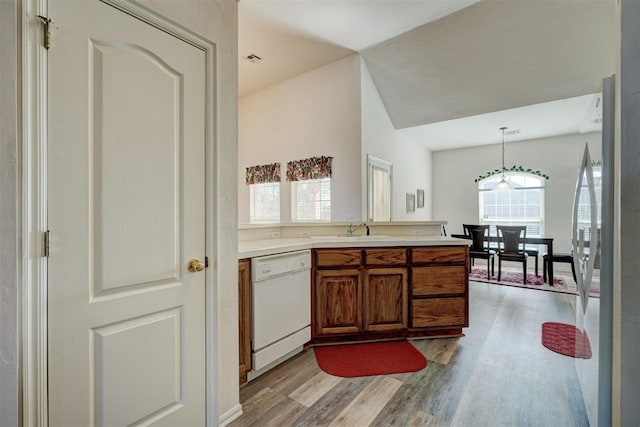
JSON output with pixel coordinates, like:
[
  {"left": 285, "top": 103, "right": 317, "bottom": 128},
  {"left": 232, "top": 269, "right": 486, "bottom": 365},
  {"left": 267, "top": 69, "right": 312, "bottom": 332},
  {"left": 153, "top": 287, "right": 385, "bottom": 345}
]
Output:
[{"left": 231, "top": 282, "right": 589, "bottom": 427}]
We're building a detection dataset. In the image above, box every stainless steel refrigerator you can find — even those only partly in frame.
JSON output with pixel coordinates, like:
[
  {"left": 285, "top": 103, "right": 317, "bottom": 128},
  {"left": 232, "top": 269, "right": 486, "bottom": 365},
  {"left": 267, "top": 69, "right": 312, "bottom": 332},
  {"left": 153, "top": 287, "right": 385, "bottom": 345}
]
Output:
[{"left": 571, "top": 75, "right": 614, "bottom": 427}]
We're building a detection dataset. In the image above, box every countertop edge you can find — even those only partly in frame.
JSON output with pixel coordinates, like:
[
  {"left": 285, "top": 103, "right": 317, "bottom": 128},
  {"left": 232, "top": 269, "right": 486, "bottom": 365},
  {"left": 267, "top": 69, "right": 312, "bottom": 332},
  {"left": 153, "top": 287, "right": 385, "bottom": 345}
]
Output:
[{"left": 238, "top": 237, "right": 470, "bottom": 259}]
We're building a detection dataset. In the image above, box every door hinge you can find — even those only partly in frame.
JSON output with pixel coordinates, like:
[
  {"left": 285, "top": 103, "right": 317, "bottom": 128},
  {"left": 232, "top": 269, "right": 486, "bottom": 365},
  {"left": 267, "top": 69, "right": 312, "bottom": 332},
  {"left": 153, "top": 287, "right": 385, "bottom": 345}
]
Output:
[
  {"left": 43, "top": 230, "right": 50, "bottom": 257},
  {"left": 36, "top": 15, "right": 52, "bottom": 50},
  {"left": 205, "top": 256, "right": 209, "bottom": 268}
]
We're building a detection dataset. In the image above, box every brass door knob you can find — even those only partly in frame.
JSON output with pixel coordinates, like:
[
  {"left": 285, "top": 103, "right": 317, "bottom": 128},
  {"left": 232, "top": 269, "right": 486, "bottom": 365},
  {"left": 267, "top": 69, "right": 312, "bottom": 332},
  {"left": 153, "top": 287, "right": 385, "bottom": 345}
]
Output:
[{"left": 188, "top": 259, "right": 205, "bottom": 273}]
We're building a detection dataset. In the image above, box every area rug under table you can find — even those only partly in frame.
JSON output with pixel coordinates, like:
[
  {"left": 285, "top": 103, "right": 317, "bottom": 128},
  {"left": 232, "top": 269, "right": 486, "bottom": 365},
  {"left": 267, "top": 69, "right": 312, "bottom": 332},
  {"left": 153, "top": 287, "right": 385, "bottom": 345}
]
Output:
[
  {"left": 314, "top": 340, "right": 427, "bottom": 378},
  {"left": 469, "top": 266, "right": 572, "bottom": 295},
  {"left": 541, "top": 322, "right": 592, "bottom": 359},
  {"left": 470, "top": 266, "right": 601, "bottom": 297}
]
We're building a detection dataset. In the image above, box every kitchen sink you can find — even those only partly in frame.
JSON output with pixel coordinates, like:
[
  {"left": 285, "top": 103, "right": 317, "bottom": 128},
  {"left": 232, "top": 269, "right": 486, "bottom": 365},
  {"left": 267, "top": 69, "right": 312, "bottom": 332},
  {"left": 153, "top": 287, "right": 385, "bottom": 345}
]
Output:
[
  {"left": 337, "top": 235, "right": 392, "bottom": 239},
  {"left": 310, "top": 235, "right": 392, "bottom": 241}
]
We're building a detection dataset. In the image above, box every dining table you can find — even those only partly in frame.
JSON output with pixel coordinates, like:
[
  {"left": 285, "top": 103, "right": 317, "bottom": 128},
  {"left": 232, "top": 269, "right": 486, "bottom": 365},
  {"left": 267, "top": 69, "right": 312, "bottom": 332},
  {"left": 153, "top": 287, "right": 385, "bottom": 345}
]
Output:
[{"left": 451, "top": 233, "right": 556, "bottom": 284}]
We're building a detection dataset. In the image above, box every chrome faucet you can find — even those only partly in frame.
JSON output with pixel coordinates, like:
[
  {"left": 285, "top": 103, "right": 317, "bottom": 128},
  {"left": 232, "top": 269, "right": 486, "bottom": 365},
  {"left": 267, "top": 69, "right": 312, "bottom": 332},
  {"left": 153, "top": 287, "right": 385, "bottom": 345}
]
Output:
[{"left": 345, "top": 223, "right": 370, "bottom": 236}]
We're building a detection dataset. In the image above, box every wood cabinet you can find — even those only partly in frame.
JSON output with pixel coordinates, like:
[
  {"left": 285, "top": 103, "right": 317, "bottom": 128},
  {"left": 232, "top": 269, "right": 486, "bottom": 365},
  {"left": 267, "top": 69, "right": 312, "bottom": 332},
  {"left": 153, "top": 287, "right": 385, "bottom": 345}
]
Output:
[
  {"left": 314, "top": 249, "right": 409, "bottom": 337},
  {"left": 316, "top": 269, "right": 362, "bottom": 335},
  {"left": 311, "top": 245, "right": 468, "bottom": 345},
  {"left": 238, "top": 259, "right": 251, "bottom": 387},
  {"left": 410, "top": 247, "right": 468, "bottom": 330},
  {"left": 363, "top": 268, "right": 408, "bottom": 332}
]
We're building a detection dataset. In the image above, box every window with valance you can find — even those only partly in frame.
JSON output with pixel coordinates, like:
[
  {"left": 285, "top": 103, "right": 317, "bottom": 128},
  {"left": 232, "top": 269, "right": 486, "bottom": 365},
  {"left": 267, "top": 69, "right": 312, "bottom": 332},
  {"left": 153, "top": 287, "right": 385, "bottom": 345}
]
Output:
[
  {"left": 287, "top": 156, "right": 333, "bottom": 222},
  {"left": 246, "top": 162, "right": 281, "bottom": 223}
]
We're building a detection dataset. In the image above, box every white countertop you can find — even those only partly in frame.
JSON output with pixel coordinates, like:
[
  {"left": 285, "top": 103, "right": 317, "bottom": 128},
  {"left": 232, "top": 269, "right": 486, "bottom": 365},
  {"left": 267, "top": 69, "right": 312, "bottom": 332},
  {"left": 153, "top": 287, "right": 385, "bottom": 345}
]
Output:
[{"left": 238, "top": 235, "right": 470, "bottom": 259}]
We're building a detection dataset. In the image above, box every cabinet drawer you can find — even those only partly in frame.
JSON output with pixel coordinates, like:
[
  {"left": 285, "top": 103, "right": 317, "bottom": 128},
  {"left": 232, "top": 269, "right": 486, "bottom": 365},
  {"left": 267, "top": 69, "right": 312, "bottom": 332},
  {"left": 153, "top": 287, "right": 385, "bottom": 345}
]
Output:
[
  {"left": 412, "top": 266, "right": 466, "bottom": 296},
  {"left": 364, "top": 248, "right": 407, "bottom": 266},
  {"left": 412, "top": 297, "right": 466, "bottom": 328},
  {"left": 315, "top": 249, "right": 361, "bottom": 267},
  {"left": 411, "top": 247, "right": 466, "bottom": 264}
]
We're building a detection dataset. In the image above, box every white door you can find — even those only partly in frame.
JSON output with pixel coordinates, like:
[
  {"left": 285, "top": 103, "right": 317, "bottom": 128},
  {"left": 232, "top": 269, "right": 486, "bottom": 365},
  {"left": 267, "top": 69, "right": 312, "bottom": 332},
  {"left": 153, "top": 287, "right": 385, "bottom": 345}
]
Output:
[{"left": 47, "top": 1, "right": 207, "bottom": 425}]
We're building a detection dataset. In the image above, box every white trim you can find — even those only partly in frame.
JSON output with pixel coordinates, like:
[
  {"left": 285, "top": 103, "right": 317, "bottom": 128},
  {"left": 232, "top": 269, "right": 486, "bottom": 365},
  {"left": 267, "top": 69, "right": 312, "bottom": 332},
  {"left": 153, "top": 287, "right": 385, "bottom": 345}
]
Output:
[
  {"left": 22, "top": 0, "right": 219, "bottom": 424},
  {"left": 22, "top": 0, "right": 49, "bottom": 424},
  {"left": 218, "top": 404, "right": 243, "bottom": 427}
]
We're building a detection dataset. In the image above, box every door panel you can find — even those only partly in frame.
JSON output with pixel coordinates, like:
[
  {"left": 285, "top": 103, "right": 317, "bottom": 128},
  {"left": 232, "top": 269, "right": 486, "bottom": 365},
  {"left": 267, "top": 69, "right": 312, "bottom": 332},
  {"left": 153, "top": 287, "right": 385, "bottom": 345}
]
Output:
[
  {"left": 91, "top": 41, "right": 183, "bottom": 296},
  {"left": 48, "top": 1, "right": 206, "bottom": 425},
  {"left": 93, "top": 309, "right": 182, "bottom": 426}
]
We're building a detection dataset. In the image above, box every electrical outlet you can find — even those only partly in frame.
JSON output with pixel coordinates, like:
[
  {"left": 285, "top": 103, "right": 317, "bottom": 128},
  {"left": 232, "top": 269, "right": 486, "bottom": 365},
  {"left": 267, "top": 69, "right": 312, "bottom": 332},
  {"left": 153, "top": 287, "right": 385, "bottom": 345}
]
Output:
[
  {"left": 300, "top": 231, "right": 311, "bottom": 238},
  {"left": 412, "top": 228, "right": 424, "bottom": 236},
  {"left": 271, "top": 231, "right": 281, "bottom": 239}
]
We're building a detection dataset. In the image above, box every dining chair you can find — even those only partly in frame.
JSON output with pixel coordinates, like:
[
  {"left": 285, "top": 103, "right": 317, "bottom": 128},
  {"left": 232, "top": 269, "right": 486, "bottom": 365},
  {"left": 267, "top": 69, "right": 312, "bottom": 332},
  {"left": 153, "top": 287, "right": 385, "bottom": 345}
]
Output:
[
  {"left": 463, "top": 224, "right": 495, "bottom": 279},
  {"left": 496, "top": 225, "right": 528, "bottom": 284}
]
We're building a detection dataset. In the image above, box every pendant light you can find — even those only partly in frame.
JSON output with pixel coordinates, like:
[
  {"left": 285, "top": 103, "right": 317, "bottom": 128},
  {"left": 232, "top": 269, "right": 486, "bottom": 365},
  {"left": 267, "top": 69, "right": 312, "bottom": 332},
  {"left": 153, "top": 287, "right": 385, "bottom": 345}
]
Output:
[{"left": 495, "top": 126, "right": 511, "bottom": 190}]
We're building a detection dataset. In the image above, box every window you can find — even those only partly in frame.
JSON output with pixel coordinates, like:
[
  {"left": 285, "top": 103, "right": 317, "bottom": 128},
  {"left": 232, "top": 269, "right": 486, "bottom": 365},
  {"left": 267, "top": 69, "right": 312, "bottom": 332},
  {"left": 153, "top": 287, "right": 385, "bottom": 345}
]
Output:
[
  {"left": 367, "top": 155, "right": 392, "bottom": 222},
  {"left": 246, "top": 162, "right": 281, "bottom": 224},
  {"left": 479, "top": 173, "right": 545, "bottom": 237},
  {"left": 291, "top": 178, "right": 331, "bottom": 222},
  {"left": 249, "top": 182, "right": 280, "bottom": 223}
]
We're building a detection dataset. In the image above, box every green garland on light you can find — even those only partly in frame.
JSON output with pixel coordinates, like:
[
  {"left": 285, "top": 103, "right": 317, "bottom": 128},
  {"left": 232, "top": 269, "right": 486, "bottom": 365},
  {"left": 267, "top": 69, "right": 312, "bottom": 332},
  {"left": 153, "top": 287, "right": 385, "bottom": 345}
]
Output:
[{"left": 474, "top": 166, "right": 550, "bottom": 183}]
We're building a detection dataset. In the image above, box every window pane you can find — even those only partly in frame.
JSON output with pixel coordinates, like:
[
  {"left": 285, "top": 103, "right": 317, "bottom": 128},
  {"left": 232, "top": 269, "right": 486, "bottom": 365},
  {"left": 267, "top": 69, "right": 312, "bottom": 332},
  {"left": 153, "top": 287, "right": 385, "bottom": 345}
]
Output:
[
  {"left": 250, "top": 182, "right": 280, "bottom": 223},
  {"left": 478, "top": 173, "right": 545, "bottom": 237},
  {"left": 292, "top": 178, "right": 331, "bottom": 222}
]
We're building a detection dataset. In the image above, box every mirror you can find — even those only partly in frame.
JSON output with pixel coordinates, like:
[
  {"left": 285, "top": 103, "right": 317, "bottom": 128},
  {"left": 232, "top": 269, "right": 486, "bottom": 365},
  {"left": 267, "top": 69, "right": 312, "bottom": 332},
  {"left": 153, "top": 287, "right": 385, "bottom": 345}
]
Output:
[{"left": 367, "top": 155, "right": 392, "bottom": 222}]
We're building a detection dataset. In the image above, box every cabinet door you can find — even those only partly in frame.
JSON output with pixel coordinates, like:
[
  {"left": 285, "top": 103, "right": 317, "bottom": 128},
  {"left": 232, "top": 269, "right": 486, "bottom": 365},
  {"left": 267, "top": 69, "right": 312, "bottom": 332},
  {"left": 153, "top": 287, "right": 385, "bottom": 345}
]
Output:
[
  {"left": 238, "top": 259, "right": 251, "bottom": 386},
  {"left": 363, "top": 268, "right": 408, "bottom": 332},
  {"left": 316, "top": 269, "right": 362, "bottom": 335}
]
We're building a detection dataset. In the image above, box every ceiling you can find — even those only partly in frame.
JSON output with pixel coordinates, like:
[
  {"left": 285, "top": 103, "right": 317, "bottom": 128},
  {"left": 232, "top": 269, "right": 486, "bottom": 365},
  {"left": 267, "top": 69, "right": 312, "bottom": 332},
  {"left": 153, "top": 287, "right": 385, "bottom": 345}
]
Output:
[
  {"left": 238, "top": 0, "right": 615, "bottom": 149},
  {"left": 239, "top": 0, "right": 479, "bottom": 96},
  {"left": 395, "top": 93, "right": 602, "bottom": 151}
]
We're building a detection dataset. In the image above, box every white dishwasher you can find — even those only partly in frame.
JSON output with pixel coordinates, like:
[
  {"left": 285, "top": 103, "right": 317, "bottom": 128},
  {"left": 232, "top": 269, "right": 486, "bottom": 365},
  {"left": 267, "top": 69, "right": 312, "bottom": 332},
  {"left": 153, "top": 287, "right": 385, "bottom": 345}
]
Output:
[{"left": 248, "top": 249, "right": 311, "bottom": 381}]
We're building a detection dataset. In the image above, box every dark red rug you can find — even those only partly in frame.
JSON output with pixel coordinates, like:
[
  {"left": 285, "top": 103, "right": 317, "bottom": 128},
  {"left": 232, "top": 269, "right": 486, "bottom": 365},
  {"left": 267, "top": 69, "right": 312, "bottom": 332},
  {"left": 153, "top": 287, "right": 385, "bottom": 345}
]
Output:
[
  {"left": 314, "top": 340, "right": 427, "bottom": 377},
  {"left": 470, "top": 267, "right": 564, "bottom": 286},
  {"left": 469, "top": 267, "right": 573, "bottom": 295},
  {"left": 541, "top": 322, "right": 592, "bottom": 359}
]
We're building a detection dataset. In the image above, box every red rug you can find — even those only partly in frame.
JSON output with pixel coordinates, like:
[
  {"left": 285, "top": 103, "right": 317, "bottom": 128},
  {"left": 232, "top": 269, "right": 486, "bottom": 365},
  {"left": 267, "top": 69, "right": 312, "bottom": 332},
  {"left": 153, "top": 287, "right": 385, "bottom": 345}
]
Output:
[
  {"left": 541, "top": 322, "right": 592, "bottom": 359},
  {"left": 314, "top": 340, "right": 427, "bottom": 377}
]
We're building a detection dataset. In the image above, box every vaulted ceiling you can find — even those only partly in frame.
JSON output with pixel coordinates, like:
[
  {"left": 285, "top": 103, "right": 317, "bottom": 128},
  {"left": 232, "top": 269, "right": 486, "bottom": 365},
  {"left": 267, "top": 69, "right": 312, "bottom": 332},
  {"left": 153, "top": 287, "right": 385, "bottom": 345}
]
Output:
[{"left": 239, "top": 0, "right": 615, "bottom": 149}]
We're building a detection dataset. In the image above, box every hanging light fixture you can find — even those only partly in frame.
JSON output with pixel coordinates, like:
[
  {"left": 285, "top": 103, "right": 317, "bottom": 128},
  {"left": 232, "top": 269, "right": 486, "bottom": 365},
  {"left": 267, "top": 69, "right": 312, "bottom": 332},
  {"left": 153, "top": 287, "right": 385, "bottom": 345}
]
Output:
[
  {"left": 473, "top": 128, "right": 549, "bottom": 185},
  {"left": 495, "top": 126, "right": 512, "bottom": 190}
]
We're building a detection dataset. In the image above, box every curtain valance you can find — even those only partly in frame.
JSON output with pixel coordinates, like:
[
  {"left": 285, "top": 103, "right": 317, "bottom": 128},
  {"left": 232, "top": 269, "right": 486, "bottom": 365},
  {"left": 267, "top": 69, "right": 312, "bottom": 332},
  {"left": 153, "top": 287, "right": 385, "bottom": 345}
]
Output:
[
  {"left": 286, "top": 156, "right": 333, "bottom": 182},
  {"left": 245, "top": 162, "right": 281, "bottom": 185}
]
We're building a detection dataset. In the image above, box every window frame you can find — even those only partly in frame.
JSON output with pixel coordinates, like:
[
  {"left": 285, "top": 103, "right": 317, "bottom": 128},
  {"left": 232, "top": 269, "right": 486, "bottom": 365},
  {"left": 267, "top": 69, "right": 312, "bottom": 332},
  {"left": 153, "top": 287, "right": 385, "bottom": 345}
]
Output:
[
  {"left": 249, "top": 181, "right": 281, "bottom": 224},
  {"left": 290, "top": 177, "right": 331, "bottom": 223},
  {"left": 478, "top": 172, "right": 546, "bottom": 237}
]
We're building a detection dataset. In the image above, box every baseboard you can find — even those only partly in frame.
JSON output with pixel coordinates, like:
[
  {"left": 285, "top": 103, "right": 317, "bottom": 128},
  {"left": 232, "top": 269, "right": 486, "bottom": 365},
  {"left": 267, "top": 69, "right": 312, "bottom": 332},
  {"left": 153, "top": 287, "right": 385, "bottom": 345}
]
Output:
[{"left": 218, "top": 403, "right": 243, "bottom": 426}]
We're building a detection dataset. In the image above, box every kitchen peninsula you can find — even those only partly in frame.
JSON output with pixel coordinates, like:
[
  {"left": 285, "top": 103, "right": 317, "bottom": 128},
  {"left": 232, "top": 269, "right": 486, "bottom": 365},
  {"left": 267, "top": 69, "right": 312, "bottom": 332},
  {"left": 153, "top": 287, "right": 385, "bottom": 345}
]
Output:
[{"left": 237, "top": 222, "right": 470, "bottom": 384}]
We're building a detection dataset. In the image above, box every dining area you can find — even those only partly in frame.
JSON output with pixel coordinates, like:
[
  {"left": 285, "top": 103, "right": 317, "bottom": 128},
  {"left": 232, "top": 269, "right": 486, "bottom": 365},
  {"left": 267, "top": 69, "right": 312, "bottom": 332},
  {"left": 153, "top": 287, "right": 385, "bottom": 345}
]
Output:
[{"left": 451, "top": 224, "right": 569, "bottom": 286}]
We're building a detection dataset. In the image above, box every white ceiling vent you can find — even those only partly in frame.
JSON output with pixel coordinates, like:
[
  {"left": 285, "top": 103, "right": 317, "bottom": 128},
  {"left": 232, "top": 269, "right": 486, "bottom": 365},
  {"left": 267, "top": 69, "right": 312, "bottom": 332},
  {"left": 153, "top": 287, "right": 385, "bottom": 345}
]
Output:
[{"left": 243, "top": 53, "right": 262, "bottom": 64}]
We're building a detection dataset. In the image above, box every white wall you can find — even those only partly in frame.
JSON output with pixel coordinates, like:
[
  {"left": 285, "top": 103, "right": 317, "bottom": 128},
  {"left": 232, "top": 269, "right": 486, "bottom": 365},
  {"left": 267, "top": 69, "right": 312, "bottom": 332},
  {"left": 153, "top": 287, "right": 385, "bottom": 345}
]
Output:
[
  {"left": 239, "top": 55, "right": 362, "bottom": 224},
  {"left": 360, "top": 60, "right": 433, "bottom": 221},
  {"left": 432, "top": 132, "right": 602, "bottom": 252},
  {"left": 136, "top": 1, "right": 239, "bottom": 422}
]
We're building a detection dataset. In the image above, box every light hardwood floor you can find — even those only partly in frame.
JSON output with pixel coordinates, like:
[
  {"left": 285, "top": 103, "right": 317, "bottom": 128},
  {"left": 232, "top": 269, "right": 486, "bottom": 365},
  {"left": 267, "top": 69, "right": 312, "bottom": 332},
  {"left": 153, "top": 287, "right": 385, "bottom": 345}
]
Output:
[{"left": 231, "top": 282, "right": 589, "bottom": 427}]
